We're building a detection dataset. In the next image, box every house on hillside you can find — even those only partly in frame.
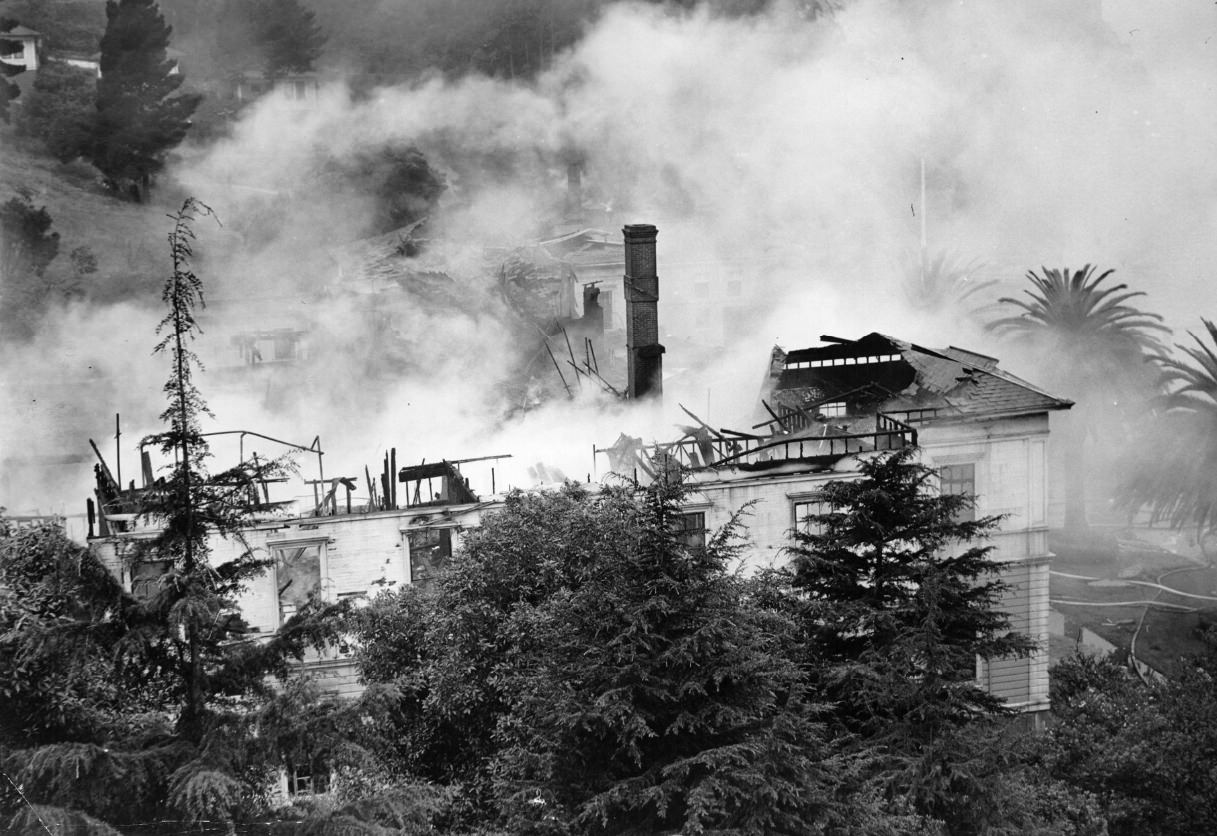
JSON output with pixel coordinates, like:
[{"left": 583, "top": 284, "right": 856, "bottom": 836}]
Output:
[
  {"left": 0, "top": 25, "right": 42, "bottom": 72},
  {"left": 234, "top": 70, "right": 320, "bottom": 107},
  {"left": 619, "top": 331, "right": 1071, "bottom": 718}
]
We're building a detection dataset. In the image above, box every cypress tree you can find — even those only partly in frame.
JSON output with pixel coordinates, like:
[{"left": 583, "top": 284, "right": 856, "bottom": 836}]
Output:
[{"left": 90, "top": 0, "right": 199, "bottom": 199}]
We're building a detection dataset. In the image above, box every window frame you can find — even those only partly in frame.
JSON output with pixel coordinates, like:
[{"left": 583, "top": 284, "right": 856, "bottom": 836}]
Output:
[
  {"left": 268, "top": 538, "right": 331, "bottom": 627},
  {"left": 676, "top": 510, "right": 707, "bottom": 549},
  {"left": 790, "top": 493, "right": 831, "bottom": 536},
  {"left": 403, "top": 524, "right": 457, "bottom": 590},
  {"left": 938, "top": 462, "right": 978, "bottom": 523}
]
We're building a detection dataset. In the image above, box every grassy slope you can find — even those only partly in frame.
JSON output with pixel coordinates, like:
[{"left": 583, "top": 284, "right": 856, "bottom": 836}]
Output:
[{"left": 0, "top": 128, "right": 176, "bottom": 306}]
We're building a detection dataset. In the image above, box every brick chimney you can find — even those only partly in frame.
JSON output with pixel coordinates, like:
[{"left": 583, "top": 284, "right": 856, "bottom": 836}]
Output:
[{"left": 623, "top": 224, "right": 664, "bottom": 399}]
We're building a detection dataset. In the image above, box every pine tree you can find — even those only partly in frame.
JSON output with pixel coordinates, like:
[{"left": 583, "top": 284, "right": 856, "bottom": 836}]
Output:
[{"left": 90, "top": 0, "right": 199, "bottom": 199}]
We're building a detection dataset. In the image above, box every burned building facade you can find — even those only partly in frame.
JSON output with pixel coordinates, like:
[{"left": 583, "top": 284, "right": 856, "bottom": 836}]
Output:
[
  {"left": 83, "top": 222, "right": 1069, "bottom": 720},
  {"left": 631, "top": 332, "right": 1071, "bottom": 715}
]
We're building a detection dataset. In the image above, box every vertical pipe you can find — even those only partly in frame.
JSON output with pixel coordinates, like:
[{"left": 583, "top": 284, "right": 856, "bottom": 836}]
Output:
[
  {"left": 115, "top": 414, "right": 122, "bottom": 494},
  {"left": 316, "top": 436, "right": 325, "bottom": 488},
  {"left": 390, "top": 448, "right": 397, "bottom": 509}
]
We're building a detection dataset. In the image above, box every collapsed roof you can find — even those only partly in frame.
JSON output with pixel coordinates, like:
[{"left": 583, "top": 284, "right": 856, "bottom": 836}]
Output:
[{"left": 769, "top": 332, "right": 1072, "bottom": 427}]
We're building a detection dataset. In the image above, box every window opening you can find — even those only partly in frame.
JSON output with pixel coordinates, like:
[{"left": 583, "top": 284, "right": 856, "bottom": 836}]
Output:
[
  {"left": 275, "top": 543, "right": 323, "bottom": 624},
  {"left": 408, "top": 528, "right": 452, "bottom": 591},
  {"left": 286, "top": 757, "right": 330, "bottom": 797},
  {"left": 677, "top": 511, "right": 706, "bottom": 549}
]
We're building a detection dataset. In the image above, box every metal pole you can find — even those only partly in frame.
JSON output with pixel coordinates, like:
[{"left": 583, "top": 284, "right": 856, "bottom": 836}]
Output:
[{"left": 115, "top": 414, "right": 122, "bottom": 491}]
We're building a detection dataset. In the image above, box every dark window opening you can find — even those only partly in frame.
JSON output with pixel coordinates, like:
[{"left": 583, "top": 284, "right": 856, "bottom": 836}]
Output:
[
  {"left": 677, "top": 511, "right": 706, "bottom": 549},
  {"left": 408, "top": 528, "right": 452, "bottom": 591}
]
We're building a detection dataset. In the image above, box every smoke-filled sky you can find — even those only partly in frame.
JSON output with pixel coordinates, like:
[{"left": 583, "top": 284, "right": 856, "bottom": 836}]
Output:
[{"left": 3, "top": 0, "right": 1215, "bottom": 518}]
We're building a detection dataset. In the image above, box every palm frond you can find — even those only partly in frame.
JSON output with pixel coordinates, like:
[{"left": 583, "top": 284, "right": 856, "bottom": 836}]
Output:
[
  {"left": 1118, "top": 320, "right": 1217, "bottom": 537},
  {"left": 986, "top": 265, "right": 1166, "bottom": 354}
]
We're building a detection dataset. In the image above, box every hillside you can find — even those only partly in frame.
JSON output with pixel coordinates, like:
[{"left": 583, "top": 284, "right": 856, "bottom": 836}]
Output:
[{"left": 0, "top": 129, "right": 177, "bottom": 310}]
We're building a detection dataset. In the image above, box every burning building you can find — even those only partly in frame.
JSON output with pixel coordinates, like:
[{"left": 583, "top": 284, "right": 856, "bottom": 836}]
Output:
[
  {"left": 621, "top": 331, "right": 1072, "bottom": 715},
  {"left": 82, "top": 223, "right": 1070, "bottom": 723}
]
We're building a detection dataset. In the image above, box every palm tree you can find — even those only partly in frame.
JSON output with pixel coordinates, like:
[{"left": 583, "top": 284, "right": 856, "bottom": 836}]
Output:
[
  {"left": 1119, "top": 320, "right": 1217, "bottom": 557},
  {"left": 989, "top": 265, "right": 1168, "bottom": 346},
  {"left": 988, "top": 265, "right": 1168, "bottom": 532}
]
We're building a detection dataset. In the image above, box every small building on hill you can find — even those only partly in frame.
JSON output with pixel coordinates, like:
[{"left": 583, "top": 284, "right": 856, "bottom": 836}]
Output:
[{"left": 0, "top": 25, "right": 42, "bottom": 72}]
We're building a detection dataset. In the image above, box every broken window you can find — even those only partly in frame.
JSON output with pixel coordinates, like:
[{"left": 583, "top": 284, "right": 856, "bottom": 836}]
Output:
[
  {"left": 818, "top": 401, "right": 847, "bottom": 419},
  {"left": 793, "top": 497, "right": 830, "bottom": 536},
  {"left": 407, "top": 528, "right": 452, "bottom": 591},
  {"left": 939, "top": 463, "right": 976, "bottom": 523},
  {"left": 676, "top": 511, "right": 706, "bottom": 549},
  {"left": 274, "top": 542, "right": 324, "bottom": 624},
  {"left": 285, "top": 757, "right": 330, "bottom": 797}
]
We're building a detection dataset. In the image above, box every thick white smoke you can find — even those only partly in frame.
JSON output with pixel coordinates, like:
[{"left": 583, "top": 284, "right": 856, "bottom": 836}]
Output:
[{"left": 4, "top": 0, "right": 1215, "bottom": 516}]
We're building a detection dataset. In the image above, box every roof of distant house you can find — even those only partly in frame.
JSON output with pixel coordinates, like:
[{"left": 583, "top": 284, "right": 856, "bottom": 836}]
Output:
[{"left": 2, "top": 25, "right": 42, "bottom": 38}]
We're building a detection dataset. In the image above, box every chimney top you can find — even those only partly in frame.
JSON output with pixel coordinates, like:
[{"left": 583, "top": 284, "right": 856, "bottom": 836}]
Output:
[{"left": 623, "top": 224, "right": 658, "bottom": 241}]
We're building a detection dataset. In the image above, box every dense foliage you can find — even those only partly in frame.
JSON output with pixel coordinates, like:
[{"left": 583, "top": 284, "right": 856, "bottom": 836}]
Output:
[
  {"left": 350, "top": 484, "right": 875, "bottom": 833},
  {"left": 1048, "top": 653, "right": 1217, "bottom": 835},
  {"left": 14, "top": 58, "right": 95, "bottom": 161},
  {"left": 13, "top": 437, "right": 1217, "bottom": 833}
]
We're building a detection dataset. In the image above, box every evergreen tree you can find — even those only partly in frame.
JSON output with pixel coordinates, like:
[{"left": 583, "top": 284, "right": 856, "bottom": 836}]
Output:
[
  {"left": 783, "top": 448, "right": 1039, "bottom": 829},
  {"left": 2, "top": 201, "right": 346, "bottom": 834},
  {"left": 786, "top": 447, "right": 1034, "bottom": 740},
  {"left": 90, "top": 0, "right": 199, "bottom": 199},
  {"left": 254, "top": 0, "right": 325, "bottom": 77}
]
